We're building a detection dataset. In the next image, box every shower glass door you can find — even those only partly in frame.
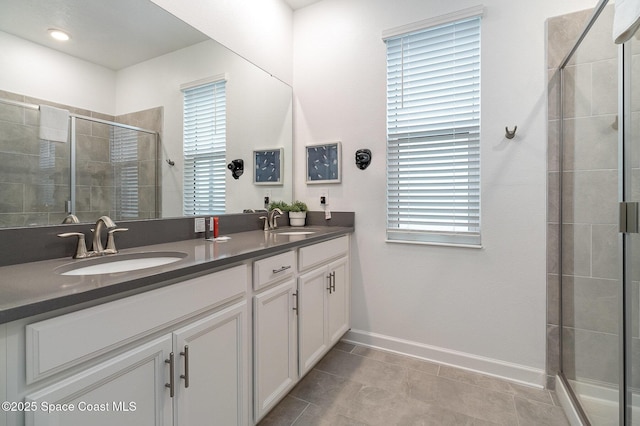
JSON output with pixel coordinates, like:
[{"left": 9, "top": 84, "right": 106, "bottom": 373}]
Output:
[
  {"left": 560, "top": 4, "right": 622, "bottom": 424},
  {"left": 626, "top": 29, "right": 640, "bottom": 426}
]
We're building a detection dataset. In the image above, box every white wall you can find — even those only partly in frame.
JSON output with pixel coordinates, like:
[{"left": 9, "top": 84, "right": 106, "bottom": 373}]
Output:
[
  {"left": 116, "top": 40, "right": 293, "bottom": 217},
  {"left": 292, "top": 0, "right": 595, "bottom": 385},
  {"left": 150, "top": 0, "right": 294, "bottom": 85},
  {"left": 0, "top": 31, "right": 116, "bottom": 114},
  {"left": 116, "top": 41, "right": 292, "bottom": 217}
]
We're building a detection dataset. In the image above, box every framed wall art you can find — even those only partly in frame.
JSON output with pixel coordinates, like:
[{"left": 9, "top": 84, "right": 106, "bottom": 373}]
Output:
[
  {"left": 253, "top": 148, "right": 283, "bottom": 185},
  {"left": 306, "top": 142, "right": 341, "bottom": 184}
]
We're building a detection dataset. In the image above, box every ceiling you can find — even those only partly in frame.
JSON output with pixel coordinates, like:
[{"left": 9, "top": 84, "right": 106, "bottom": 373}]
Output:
[
  {"left": 0, "top": 0, "right": 209, "bottom": 70},
  {"left": 0, "top": 0, "right": 323, "bottom": 71}
]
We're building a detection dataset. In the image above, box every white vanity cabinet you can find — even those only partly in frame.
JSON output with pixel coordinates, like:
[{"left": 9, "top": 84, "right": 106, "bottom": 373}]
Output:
[
  {"left": 252, "top": 235, "right": 351, "bottom": 423},
  {"left": 7, "top": 264, "right": 250, "bottom": 426},
  {"left": 23, "top": 301, "right": 249, "bottom": 426},
  {"left": 173, "top": 301, "right": 248, "bottom": 426},
  {"left": 25, "top": 335, "right": 174, "bottom": 426},
  {"left": 298, "top": 237, "right": 350, "bottom": 377},
  {"left": 0, "top": 229, "right": 352, "bottom": 426},
  {"left": 252, "top": 252, "right": 298, "bottom": 423}
]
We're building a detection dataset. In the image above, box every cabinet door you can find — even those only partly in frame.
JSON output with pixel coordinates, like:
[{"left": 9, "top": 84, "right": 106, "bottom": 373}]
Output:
[
  {"left": 253, "top": 280, "right": 297, "bottom": 422},
  {"left": 327, "top": 257, "right": 350, "bottom": 345},
  {"left": 173, "top": 301, "right": 248, "bottom": 426},
  {"left": 298, "top": 267, "right": 329, "bottom": 376},
  {"left": 25, "top": 336, "right": 173, "bottom": 426}
]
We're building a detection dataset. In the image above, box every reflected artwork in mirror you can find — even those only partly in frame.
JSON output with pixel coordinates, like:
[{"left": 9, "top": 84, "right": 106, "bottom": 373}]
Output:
[
  {"left": 254, "top": 148, "right": 283, "bottom": 185},
  {"left": 0, "top": 0, "right": 293, "bottom": 229}
]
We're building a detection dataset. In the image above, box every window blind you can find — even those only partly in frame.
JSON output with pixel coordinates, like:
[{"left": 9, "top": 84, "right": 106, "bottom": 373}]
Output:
[
  {"left": 111, "top": 126, "right": 139, "bottom": 219},
  {"left": 385, "top": 16, "right": 481, "bottom": 246},
  {"left": 182, "top": 80, "right": 226, "bottom": 215}
]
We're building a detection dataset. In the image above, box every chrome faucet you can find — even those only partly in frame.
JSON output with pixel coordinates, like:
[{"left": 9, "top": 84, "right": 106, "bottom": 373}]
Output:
[
  {"left": 268, "top": 208, "right": 283, "bottom": 230},
  {"left": 259, "top": 208, "right": 283, "bottom": 231},
  {"left": 58, "top": 215, "right": 127, "bottom": 259},
  {"left": 92, "top": 216, "right": 116, "bottom": 254},
  {"left": 57, "top": 232, "right": 89, "bottom": 259}
]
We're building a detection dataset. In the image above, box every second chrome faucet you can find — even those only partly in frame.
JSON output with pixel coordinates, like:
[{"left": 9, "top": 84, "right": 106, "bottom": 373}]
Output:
[{"left": 260, "top": 208, "right": 283, "bottom": 231}]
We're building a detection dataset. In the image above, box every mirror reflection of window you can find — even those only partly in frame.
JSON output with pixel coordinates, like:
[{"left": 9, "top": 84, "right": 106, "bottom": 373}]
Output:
[{"left": 182, "top": 78, "right": 227, "bottom": 215}]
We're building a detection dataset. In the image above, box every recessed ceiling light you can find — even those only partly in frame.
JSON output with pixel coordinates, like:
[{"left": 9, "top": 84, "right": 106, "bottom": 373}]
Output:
[{"left": 48, "top": 29, "right": 70, "bottom": 42}]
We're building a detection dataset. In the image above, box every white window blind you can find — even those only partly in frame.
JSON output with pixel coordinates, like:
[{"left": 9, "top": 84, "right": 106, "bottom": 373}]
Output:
[
  {"left": 111, "top": 126, "right": 139, "bottom": 219},
  {"left": 385, "top": 15, "right": 481, "bottom": 246},
  {"left": 182, "top": 80, "right": 226, "bottom": 215}
]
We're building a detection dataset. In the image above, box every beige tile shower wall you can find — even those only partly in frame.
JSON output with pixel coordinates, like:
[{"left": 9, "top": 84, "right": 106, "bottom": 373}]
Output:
[
  {"left": 74, "top": 118, "right": 115, "bottom": 222},
  {"left": 546, "top": 5, "right": 623, "bottom": 390},
  {"left": 0, "top": 90, "right": 70, "bottom": 227}
]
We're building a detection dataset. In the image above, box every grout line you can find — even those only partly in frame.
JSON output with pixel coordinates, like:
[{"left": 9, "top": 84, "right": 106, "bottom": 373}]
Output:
[{"left": 288, "top": 397, "right": 311, "bottom": 426}]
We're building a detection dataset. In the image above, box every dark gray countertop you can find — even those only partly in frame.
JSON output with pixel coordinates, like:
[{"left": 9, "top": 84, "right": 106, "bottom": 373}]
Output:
[{"left": 0, "top": 226, "right": 353, "bottom": 324}]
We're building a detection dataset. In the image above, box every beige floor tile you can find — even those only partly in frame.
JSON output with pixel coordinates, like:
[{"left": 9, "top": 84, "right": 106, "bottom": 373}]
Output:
[
  {"left": 290, "top": 369, "right": 363, "bottom": 410},
  {"left": 259, "top": 396, "right": 308, "bottom": 425},
  {"left": 405, "top": 371, "right": 519, "bottom": 425},
  {"left": 293, "top": 403, "right": 367, "bottom": 426},
  {"left": 261, "top": 344, "right": 570, "bottom": 426},
  {"left": 351, "top": 346, "right": 440, "bottom": 375},
  {"left": 514, "top": 397, "right": 570, "bottom": 426},
  {"left": 315, "top": 349, "right": 409, "bottom": 393},
  {"left": 438, "top": 365, "right": 555, "bottom": 405}
]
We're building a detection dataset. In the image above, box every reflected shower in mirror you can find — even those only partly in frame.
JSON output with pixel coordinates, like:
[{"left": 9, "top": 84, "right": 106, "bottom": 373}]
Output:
[
  {"left": 0, "top": 98, "right": 160, "bottom": 227},
  {"left": 0, "top": 0, "right": 293, "bottom": 229}
]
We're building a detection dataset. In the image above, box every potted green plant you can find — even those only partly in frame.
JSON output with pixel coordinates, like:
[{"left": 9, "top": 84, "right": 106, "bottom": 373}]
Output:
[
  {"left": 268, "top": 200, "right": 289, "bottom": 212},
  {"left": 288, "top": 200, "right": 308, "bottom": 227}
]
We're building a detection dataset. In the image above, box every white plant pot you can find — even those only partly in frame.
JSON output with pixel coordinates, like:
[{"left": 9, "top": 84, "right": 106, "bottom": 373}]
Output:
[{"left": 288, "top": 211, "right": 307, "bottom": 227}]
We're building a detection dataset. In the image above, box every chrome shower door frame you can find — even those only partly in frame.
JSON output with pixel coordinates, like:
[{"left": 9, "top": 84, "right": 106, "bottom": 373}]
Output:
[{"left": 557, "top": 0, "right": 636, "bottom": 424}]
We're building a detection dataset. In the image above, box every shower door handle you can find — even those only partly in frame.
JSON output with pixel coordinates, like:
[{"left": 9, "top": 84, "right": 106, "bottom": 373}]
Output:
[{"left": 619, "top": 202, "right": 639, "bottom": 233}]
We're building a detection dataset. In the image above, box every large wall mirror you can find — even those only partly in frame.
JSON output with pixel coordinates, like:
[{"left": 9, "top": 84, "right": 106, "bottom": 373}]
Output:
[{"left": 0, "top": 0, "right": 293, "bottom": 228}]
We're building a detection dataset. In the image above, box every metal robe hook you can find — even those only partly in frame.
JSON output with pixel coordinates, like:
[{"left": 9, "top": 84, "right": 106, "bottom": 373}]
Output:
[{"left": 505, "top": 126, "right": 517, "bottom": 139}]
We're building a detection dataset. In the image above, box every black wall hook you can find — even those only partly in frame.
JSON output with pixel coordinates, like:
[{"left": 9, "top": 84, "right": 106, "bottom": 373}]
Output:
[{"left": 505, "top": 126, "right": 517, "bottom": 139}]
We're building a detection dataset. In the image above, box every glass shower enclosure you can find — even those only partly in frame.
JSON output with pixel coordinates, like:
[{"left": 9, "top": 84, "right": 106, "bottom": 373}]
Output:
[
  {"left": 0, "top": 98, "right": 159, "bottom": 227},
  {"left": 557, "top": 0, "right": 639, "bottom": 424}
]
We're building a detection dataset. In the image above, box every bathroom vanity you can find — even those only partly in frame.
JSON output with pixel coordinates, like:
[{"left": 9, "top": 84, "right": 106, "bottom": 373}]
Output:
[{"left": 0, "top": 225, "right": 352, "bottom": 426}]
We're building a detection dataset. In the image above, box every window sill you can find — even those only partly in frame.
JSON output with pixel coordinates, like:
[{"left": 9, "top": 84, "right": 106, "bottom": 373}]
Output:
[{"left": 385, "top": 239, "right": 483, "bottom": 249}]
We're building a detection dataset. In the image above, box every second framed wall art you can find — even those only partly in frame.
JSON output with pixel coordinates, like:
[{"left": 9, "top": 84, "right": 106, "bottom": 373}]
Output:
[{"left": 306, "top": 142, "right": 341, "bottom": 184}]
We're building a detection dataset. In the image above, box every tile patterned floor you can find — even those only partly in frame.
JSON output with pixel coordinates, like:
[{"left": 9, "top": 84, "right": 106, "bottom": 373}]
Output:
[{"left": 259, "top": 342, "right": 569, "bottom": 426}]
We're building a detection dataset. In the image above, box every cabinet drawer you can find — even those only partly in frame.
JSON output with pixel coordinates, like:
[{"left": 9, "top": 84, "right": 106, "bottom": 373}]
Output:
[
  {"left": 26, "top": 264, "right": 248, "bottom": 384},
  {"left": 298, "top": 236, "right": 349, "bottom": 272},
  {"left": 253, "top": 251, "right": 295, "bottom": 291}
]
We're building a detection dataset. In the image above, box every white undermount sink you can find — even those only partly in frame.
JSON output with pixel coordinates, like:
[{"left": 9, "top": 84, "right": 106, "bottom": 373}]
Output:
[{"left": 56, "top": 251, "right": 188, "bottom": 276}]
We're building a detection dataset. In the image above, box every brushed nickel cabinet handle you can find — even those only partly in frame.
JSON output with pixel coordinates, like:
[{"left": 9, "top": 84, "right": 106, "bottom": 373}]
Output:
[
  {"left": 165, "top": 352, "right": 175, "bottom": 397},
  {"left": 180, "top": 345, "right": 190, "bottom": 388},
  {"left": 272, "top": 265, "right": 292, "bottom": 274}
]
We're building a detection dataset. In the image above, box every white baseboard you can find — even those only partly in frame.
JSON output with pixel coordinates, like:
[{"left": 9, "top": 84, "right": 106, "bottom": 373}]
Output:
[{"left": 342, "top": 329, "right": 546, "bottom": 388}]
